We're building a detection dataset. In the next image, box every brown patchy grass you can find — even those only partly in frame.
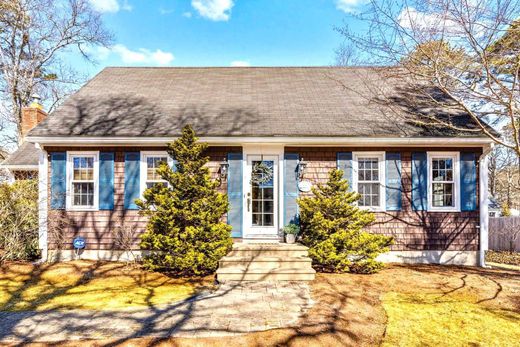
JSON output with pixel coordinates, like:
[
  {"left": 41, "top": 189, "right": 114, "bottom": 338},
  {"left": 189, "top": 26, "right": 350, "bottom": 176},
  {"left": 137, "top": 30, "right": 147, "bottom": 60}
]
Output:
[
  {"left": 22, "top": 264, "right": 519, "bottom": 347},
  {"left": 486, "top": 250, "right": 520, "bottom": 266},
  {"left": 0, "top": 261, "right": 213, "bottom": 311}
]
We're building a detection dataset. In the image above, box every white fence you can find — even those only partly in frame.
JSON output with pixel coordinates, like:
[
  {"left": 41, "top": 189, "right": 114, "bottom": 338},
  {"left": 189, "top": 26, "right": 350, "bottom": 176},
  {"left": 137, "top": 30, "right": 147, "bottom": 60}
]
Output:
[{"left": 489, "top": 217, "right": 520, "bottom": 252}]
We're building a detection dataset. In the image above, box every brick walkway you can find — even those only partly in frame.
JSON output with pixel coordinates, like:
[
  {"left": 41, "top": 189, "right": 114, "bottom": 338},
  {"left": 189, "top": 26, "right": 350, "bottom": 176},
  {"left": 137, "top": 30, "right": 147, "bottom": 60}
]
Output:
[{"left": 0, "top": 282, "right": 313, "bottom": 343}]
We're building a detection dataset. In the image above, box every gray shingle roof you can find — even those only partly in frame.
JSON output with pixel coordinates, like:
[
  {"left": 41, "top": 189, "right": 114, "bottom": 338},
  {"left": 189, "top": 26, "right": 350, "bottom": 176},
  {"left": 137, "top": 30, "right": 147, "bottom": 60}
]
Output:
[
  {"left": 28, "top": 67, "right": 485, "bottom": 138},
  {"left": 1, "top": 142, "right": 40, "bottom": 168}
]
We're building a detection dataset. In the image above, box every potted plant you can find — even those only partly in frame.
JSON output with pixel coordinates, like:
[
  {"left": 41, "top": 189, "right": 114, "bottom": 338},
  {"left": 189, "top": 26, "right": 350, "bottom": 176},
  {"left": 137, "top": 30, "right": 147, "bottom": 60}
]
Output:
[{"left": 282, "top": 224, "right": 299, "bottom": 244}]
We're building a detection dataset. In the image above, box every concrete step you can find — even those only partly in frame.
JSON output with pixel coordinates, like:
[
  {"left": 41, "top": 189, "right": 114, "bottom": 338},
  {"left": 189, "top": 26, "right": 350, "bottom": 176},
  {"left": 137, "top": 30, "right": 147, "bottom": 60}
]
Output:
[
  {"left": 228, "top": 243, "right": 309, "bottom": 257},
  {"left": 216, "top": 267, "right": 316, "bottom": 281},
  {"left": 219, "top": 256, "right": 312, "bottom": 270}
]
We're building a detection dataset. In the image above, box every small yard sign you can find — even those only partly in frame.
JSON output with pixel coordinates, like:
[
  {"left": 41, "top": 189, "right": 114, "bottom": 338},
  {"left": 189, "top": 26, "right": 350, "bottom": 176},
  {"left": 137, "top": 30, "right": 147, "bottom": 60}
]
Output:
[{"left": 73, "top": 237, "right": 86, "bottom": 249}]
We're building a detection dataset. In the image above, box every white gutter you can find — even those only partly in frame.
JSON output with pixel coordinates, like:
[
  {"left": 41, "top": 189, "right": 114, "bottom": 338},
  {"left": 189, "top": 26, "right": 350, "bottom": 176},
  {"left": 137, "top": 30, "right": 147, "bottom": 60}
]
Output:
[
  {"left": 26, "top": 136, "right": 494, "bottom": 147},
  {"left": 2, "top": 164, "right": 39, "bottom": 170},
  {"left": 478, "top": 143, "right": 493, "bottom": 267}
]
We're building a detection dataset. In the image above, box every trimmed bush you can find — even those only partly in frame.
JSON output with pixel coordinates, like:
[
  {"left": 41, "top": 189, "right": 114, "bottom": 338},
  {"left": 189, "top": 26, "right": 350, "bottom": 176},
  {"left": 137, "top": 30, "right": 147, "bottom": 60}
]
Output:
[
  {"left": 298, "top": 169, "right": 393, "bottom": 273},
  {"left": 138, "top": 125, "right": 232, "bottom": 276}
]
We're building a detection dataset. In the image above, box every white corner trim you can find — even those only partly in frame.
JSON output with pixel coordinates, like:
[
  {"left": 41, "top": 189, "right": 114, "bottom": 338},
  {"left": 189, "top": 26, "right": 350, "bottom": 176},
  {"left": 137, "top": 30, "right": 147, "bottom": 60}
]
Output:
[
  {"left": 26, "top": 136, "right": 495, "bottom": 147},
  {"left": 377, "top": 250, "right": 478, "bottom": 266},
  {"left": 66, "top": 151, "right": 100, "bottom": 211},
  {"left": 352, "top": 151, "right": 386, "bottom": 212},
  {"left": 479, "top": 145, "right": 492, "bottom": 267},
  {"left": 38, "top": 148, "right": 48, "bottom": 262},
  {"left": 427, "top": 151, "right": 460, "bottom": 212}
]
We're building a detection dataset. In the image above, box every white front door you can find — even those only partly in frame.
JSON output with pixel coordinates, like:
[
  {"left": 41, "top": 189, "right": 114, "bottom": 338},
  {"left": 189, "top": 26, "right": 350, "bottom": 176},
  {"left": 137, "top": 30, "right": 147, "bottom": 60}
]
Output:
[{"left": 243, "top": 155, "right": 279, "bottom": 238}]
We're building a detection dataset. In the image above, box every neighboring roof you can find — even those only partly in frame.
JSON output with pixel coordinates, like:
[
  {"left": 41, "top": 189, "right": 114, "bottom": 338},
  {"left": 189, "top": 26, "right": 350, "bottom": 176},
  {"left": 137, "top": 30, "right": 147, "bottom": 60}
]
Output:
[
  {"left": 28, "top": 66, "right": 488, "bottom": 138},
  {"left": 1, "top": 142, "right": 40, "bottom": 169}
]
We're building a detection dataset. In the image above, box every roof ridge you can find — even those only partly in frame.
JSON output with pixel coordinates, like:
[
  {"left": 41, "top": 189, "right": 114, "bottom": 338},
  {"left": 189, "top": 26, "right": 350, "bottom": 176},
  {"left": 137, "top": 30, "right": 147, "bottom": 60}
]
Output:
[{"left": 101, "top": 65, "right": 388, "bottom": 70}]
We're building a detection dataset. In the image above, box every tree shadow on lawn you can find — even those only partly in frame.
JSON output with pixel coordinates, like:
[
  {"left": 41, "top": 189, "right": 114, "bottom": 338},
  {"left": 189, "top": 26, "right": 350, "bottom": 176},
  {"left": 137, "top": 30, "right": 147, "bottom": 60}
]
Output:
[
  {"left": 0, "top": 261, "right": 211, "bottom": 345},
  {"left": 1, "top": 263, "right": 519, "bottom": 347}
]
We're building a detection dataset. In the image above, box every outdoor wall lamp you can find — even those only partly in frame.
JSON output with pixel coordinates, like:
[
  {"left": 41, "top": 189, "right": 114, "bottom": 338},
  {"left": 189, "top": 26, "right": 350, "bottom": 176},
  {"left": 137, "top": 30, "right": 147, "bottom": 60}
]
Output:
[
  {"left": 297, "top": 158, "right": 307, "bottom": 179},
  {"left": 219, "top": 158, "right": 229, "bottom": 180}
]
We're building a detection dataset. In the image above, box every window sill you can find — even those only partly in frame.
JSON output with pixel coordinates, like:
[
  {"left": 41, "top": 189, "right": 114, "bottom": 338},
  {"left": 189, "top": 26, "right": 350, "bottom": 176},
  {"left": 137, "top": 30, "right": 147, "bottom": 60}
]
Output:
[
  {"left": 359, "top": 206, "right": 385, "bottom": 212},
  {"left": 66, "top": 206, "right": 99, "bottom": 212},
  {"left": 427, "top": 208, "right": 460, "bottom": 213}
]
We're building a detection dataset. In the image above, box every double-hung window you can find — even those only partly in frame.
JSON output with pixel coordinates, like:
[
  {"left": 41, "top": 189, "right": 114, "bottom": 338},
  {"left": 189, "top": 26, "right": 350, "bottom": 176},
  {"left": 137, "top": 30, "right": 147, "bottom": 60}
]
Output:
[
  {"left": 353, "top": 152, "right": 385, "bottom": 211},
  {"left": 140, "top": 151, "right": 172, "bottom": 195},
  {"left": 428, "top": 152, "right": 460, "bottom": 211},
  {"left": 67, "top": 152, "right": 99, "bottom": 210}
]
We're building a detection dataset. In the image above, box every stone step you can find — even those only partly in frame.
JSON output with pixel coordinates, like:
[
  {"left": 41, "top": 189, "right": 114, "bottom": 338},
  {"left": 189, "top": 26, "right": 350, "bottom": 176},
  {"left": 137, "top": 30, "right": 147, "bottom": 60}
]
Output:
[
  {"left": 216, "top": 267, "right": 316, "bottom": 282},
  {"left": 219, "top": 256, "right": 312, "bottom": 270},
  {"left": 228, "top": 243, "right": 309, "bottom": 257}
]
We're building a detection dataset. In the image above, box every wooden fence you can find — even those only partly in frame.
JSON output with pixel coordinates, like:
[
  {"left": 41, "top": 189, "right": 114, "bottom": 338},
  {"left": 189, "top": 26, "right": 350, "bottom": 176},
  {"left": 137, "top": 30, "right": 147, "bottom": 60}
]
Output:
[{"left": 489, "top": 217, "right": 520, "bottom": 252}]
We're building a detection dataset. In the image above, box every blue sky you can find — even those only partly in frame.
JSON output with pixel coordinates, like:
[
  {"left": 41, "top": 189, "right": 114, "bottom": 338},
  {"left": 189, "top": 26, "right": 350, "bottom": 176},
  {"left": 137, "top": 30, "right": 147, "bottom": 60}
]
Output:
[{"left": 73, "top": 0, "right": 367, "bottom": 77}]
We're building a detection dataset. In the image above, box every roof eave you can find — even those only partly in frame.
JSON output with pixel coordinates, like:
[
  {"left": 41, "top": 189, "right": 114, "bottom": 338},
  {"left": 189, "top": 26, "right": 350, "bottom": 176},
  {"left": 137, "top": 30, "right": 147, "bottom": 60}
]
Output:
[{"left": 26, "top": 135, "right": 495, "bottom": 147}]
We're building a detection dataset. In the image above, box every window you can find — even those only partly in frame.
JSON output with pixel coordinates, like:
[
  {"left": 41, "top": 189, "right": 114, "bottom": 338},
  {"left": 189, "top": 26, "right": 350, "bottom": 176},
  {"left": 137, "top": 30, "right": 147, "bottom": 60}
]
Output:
[
  {"left": 428, "top": 152, "right": 460, "bottom": 211},
  {"left": 353, "top": 152, "right": 385, "bottom": 210},
  {"left": 140, "top": 151, "right": 172, "bottom": 195},
  {"left": 67, "top": 152, "right": 99, "bottom": 210}
]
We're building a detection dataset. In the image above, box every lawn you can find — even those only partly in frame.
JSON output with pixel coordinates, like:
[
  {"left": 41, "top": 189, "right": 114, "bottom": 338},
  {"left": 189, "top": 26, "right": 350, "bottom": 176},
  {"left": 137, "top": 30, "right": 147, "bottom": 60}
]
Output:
[
  {"left": 3, "top": 263, "right": 519, "bottom": 346},
  {"left": 87, "top": 264, "right": 519, "bottom": 347},
  {"left": 0, "top": 261, "right": 213, "bottom": 311}
]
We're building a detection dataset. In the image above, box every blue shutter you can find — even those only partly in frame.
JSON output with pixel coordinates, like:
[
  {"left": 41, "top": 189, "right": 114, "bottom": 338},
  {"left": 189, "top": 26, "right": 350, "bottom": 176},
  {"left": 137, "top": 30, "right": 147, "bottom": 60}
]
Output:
[
  {"left": 284, "top": 153, "right": 299, "bottom": 225},
  {"left": 460, "top": 152, "right": 477, "bottom": 211},
  {"left": 171, "top": 159, "right": 178, "bottom": 172},
  {"left": 99, "top": 152, "right": 115, "bottom": 210},
  {"left": 386, "top": 152, "right": 402, "bottom": 211},
  {"left": 337, "top": 152, "right": 353, "bottom": 191},
  {"left": 124, "top": 152, "right": 140, "bottom": 210},
  {"left": 412, "top": 152, "right": 428, "bottom": 211},
  {"left": 50, "top": 152, "right": 66, "bottom": 210},
  {"left": 227, "top": 152, "right": 243, "bottom": 238}
]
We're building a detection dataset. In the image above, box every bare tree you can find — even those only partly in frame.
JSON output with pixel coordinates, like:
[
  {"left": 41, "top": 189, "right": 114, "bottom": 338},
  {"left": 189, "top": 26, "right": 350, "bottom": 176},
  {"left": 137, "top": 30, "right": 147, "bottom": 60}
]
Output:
[
  {"left": 0, "top": 0, "right": 112, "bottom": 146},
  {"left": 336, "top": 0, "right": 520, "bottom": 155},
  {"left": 112, "top": 218, "right": 138, "bottom": 263}
]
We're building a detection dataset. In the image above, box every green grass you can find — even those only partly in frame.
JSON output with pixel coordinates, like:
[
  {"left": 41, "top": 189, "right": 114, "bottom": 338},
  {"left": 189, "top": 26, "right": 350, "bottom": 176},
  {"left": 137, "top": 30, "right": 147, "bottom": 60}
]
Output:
[{"left": 0, "top": 261, "right": 212, "bottom": 311}]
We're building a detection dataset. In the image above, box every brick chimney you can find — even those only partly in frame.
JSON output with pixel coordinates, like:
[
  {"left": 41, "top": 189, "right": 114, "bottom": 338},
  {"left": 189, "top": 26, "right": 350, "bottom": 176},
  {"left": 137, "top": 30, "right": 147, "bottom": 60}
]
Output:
[{"left": 21, "top": 94, "right": 47, "bottom": 139}]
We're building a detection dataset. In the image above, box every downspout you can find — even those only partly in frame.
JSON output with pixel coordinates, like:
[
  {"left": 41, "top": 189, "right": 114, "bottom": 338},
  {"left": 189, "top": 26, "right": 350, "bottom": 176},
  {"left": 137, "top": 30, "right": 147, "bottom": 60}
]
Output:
[
  {"left": 36, "top": 143, "right": 48, "bottom": 263},
  {"left": 478, "top": 143, "right": 493, "bottom": 267}
]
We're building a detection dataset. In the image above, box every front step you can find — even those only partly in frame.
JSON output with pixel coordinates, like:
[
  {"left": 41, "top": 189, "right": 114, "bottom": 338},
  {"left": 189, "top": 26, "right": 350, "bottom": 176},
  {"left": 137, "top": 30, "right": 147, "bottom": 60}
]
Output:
[
  {"left": 219, "top": 256, "right": 312, "bottom": 270},
  {"left": 217, "top": 243, "right": 316, "bottom": 282},
  {"left": 227, "top": 243, "right": 309, "bottom": 257}
]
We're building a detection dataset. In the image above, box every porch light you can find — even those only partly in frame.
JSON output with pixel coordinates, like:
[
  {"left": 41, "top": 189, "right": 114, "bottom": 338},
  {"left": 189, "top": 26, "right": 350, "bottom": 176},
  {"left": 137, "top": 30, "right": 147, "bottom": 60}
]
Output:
[
  {"left": 219, "top": 158, "right": 229, "bottom": 179},
  {"left": 297, "top": 158, "right": 307, "bottom": 179}
]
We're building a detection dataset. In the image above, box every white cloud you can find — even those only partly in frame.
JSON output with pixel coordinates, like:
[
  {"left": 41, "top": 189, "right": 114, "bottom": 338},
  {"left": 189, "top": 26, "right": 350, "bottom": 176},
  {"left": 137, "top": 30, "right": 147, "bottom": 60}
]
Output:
[
  {"left": 183, "top": 11, "right": 193, "bottom": 18},
  {"left": 397, "top": 7, "right": 462, "bottom": 34},
  {"left": 94, "top": 44, "right": 175, "bottom": 66},
  {"left": 191, "top": 0, "right": 234, "bottom": 21},
  {"left": 335, "top": 0, "right": 366, "bottom": 14},
  {"left": 121, "top": 1, "right": 133, "bottom": 11},
  {"left": 159, "top": 8, "right": 174, "bottom": 15},
  {"left": 89, "top": 0, "right": 132, "bottom": 13},
  {"left": 230, "top": 60, "right": 251, "bottom": 67}
]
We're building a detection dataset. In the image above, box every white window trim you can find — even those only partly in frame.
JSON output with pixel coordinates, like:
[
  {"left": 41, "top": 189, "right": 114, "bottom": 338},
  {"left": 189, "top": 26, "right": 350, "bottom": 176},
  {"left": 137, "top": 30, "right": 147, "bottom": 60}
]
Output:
[
  {"left": 427, "top": 151, "right": 460, "bottom": 212},
  {"left": 66, "top": 151, "right": 100, "bottom": 211},
  {"left": 140, "top": 151, "right": 173, "bottom": 197},
  {"left": 352, "top": 151, "right": 386, "bottom": 212}
]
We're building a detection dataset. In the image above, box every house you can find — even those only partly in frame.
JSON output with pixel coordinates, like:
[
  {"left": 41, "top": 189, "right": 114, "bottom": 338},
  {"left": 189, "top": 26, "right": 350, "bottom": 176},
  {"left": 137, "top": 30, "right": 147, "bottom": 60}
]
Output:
[
  {"left": 1, "top": 97, "right": 44, "bottom": 181},
  {"left": 25, "top": 67, "right": 492, "bottom": 267}
]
